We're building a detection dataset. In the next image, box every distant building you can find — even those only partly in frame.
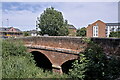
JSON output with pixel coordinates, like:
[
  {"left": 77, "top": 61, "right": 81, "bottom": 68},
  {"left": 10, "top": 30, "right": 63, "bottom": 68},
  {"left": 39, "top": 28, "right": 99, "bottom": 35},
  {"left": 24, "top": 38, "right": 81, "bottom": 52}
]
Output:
[
  {"left": 86, "top": 20, "right": 120, "bottom": 38},
  {"left": 68, "top": 24, "right": 77, "bottom": 36},
  {"left": 28, "top": 30, "right": 41, "bottom": 36},
  {"left": 0, "top": 27, "right": 23, "bottom": 38},
  {"left": 29, "top": 30, "right": 37, "bottom": 36}
]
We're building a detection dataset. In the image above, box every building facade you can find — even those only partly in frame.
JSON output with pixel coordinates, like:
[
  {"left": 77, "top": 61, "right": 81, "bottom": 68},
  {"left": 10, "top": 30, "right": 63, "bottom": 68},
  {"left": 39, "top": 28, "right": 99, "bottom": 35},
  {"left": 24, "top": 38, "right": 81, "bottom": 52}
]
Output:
[
  {"left": 0, "top": 27, "right": 23, "bottom": 38},
  {"left": 87, "top": 20, "right": 120, "bottom": 38},
  {"left": 68, "top": 24, "right": 77, "bottom": 36}
]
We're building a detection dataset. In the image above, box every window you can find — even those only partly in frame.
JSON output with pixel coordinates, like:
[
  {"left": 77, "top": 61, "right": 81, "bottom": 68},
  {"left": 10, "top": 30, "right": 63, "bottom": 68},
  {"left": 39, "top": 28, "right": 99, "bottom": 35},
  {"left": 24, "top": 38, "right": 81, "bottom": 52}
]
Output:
[{"left": 93, "top": 25, "right": 98, "bottom": 37}]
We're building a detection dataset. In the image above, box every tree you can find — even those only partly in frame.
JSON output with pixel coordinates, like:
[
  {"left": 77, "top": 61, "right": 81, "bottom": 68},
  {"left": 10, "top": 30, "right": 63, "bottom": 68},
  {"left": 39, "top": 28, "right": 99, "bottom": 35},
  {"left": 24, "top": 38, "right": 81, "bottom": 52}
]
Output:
[
  {"left": 69, "top": 40, "right": 120, "bottom": 80},
  {"left": 37, "top": 7, "right": 69, "bottom": 36},
  {"left": 69, "top": 54, "right": 89, "bottom": 80},
  {"left": 2, "top": 40, "right": 69, "bottom": 78},
  {"left": 76, "top": 27, "right": 86, "bottom": 37},
  {"left": 23, "top": 31, "right": 30, "bottom": 36},
  {"left": 109, "top": 31, "right": 120, "bottom": 38}
]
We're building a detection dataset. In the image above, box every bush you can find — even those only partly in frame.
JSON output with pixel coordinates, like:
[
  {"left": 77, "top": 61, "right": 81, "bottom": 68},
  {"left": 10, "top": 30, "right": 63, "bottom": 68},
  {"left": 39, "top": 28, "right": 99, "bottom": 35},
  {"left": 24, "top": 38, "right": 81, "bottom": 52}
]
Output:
[
  {"left": 2, "top": 56, "right": 42, "bottom": 78},
  {"left": 69, "top": 41, "right": 120, "bottom": 80},
  {"left": 69, "top": 54, "right": 89, "bottom": 80},
  {"left": 109, "top": 31, "right": 120, "bottom": 38},
  {"left": 2, "top": 40, "right": 69, "bottom": 78},
  {"left": 76, "top": 27, "right": 86, "bottom": 37},
  {"left": 2, "top": 40, "right": 28, "bottom": 58}
]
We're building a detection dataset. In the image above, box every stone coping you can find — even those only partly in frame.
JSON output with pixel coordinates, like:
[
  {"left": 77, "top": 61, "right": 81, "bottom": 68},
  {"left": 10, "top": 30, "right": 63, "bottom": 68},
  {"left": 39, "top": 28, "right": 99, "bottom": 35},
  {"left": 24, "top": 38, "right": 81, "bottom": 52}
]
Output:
[{"left": 25, "top": 45, "right": 80, "bottom": 54}]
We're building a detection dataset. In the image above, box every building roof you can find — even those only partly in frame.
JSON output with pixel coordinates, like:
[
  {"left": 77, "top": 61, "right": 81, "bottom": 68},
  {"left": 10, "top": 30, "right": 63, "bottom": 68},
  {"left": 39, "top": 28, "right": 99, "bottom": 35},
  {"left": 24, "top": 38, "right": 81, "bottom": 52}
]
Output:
[
  {"left": 106, "top": 23, "right": 120, "bottom": 26},
  {"left": 0, "top": 27, "right": 21, "bottom": 32},
  {"left": 68, "top": 24, "right": 76, "bottom": 29},
  {"left": 29, "top": 30, "right": 37, "bottom": 34}
]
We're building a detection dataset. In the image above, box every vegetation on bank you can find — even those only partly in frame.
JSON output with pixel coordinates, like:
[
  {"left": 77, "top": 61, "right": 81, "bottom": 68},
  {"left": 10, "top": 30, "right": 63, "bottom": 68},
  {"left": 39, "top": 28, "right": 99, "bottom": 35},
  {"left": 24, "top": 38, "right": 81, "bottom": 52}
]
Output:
[
  {"left": 2, "top": 39, "right": 120, "bottom": 79},
  {"left": 109, "top": 31, "right": 120, "bottom": 38},
  {"left": 69, "top": 39, "right": 120, "bottom": 80},
  {"left": 76, "top": 27, "right": 86, "bottom": 37},
  {"left": 2, "top": 40, "right": 68, "bottom": 78}
]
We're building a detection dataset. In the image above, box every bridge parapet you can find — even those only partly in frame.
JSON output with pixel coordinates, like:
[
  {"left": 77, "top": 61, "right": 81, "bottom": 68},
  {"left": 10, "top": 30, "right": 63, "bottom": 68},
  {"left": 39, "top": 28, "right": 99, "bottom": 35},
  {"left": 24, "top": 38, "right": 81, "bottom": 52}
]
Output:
[
  {"left": 16, "top": 36, "right": 87, "bottom": 53},
  {"left": 91, "top": 38, "right": 120, "bottom": 56}
]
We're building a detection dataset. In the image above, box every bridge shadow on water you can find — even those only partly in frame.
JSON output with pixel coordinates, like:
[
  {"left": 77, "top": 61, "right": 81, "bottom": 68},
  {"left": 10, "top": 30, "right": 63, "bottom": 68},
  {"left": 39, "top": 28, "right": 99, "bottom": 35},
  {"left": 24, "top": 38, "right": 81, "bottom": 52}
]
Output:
[{"left": 31, "top": 51, "right": 52, "bottom": 72}]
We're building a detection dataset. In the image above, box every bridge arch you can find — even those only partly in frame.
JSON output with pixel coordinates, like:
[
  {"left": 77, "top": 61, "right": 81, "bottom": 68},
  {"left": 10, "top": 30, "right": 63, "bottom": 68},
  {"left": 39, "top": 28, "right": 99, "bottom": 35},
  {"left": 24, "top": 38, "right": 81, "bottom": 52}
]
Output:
[
  {"left": 30, "top": 51, "right": 52, "bottom": 71},
  {"left": 61, "top": 59, "right": 76, "bottom": 74}
]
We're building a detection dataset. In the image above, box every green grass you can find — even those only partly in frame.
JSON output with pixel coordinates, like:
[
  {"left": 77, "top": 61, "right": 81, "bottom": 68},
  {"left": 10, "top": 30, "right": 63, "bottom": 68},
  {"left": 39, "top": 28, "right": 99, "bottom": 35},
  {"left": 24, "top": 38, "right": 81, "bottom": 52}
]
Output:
[{"left": 2, "top": 39, "right": 69, "bottom": 78}]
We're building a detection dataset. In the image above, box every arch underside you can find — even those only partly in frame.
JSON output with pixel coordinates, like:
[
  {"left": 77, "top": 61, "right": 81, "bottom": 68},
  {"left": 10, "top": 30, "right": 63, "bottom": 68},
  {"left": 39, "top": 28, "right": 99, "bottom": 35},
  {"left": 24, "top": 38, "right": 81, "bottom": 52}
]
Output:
[
  {"left": 28, "top": 49, "right": 78, "bottom": 73},
  {"left": 30, "top": 51, "right": 52, "bottom": 71},
  {"left": 61, "top": 59, "right": 76, "bottom": 74}
]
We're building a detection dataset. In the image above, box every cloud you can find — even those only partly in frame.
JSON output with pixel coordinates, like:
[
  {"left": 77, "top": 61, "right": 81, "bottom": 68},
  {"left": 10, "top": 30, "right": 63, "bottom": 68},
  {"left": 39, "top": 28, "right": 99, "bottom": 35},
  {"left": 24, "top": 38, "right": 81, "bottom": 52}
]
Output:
[
  {"left": 2, "top": 2, "right": 45, "bottom": 13},
  {"left": 51, "top": 2, "right": 118, "bottom": 28},
  {"left": 2, "top": 10, "right": 40, "bottom": 31},
  {"left": 0, "top": 2, "right": 2, "bottom": 26},
  {"left": 2, "top": 2, "right": 118, "bottom": 31},
  {"left": 1, "top": 0, "right": 119, "bottom": 2}
]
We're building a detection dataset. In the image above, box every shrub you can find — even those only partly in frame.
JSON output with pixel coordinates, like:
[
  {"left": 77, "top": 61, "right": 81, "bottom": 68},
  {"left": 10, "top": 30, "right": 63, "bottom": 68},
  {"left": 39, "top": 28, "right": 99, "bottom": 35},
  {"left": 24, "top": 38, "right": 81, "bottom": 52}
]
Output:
[
  {"left": 2, "top": 40, "right": 28, "bottom": 58},
  {"left": 2, "top": 39, "right": 69, "bottom": 78},
  {"left": 69, "top": 54, "right": 89, "bottom": 80},
  {"left": 109, "top": 31, "right": 120, "bottom": 38},
  {"left": 69, "top": 41, "right": 120, "bottom": 80}
]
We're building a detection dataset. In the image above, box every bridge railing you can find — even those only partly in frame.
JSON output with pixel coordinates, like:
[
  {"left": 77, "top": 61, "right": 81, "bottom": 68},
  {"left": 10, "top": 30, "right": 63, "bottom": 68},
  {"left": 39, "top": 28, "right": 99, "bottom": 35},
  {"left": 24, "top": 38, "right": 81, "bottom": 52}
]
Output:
[{"left": 15, "top": 36, "right": 88, "bottom": 53}]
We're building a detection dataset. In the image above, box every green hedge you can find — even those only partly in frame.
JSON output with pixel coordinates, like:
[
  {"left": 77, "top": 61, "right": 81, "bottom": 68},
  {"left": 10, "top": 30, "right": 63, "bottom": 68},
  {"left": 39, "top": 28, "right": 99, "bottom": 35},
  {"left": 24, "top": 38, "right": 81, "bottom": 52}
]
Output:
[
  {"left": 2, "top": 40, "right": 68, "bottom": 78},
  {"left": 69, "top": 41, "right": 120, "bottom": 80}
]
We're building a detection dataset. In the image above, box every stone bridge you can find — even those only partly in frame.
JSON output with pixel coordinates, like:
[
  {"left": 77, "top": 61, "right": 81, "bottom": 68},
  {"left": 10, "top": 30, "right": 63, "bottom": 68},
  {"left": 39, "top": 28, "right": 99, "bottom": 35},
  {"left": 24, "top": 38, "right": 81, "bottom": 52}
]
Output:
[
  {"left": 16, "top": 36, "right": 87, "bottom": 74},
  {"left": 91, "top": 38, "right": 120, "bottom": 56},
  {"left": 15, "top": 36, "right": 120, "bottom": 74}
]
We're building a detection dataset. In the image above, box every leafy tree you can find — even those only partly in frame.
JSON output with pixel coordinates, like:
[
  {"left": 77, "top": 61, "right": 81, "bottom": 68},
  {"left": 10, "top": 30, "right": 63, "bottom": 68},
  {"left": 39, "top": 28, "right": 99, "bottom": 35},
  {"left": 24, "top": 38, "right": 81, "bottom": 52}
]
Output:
[
  {"left": 23, "top": 31, "right": 30, "bottom": 36},
  {"left": 83, "top": 42, "right": 108, "bottom": 80},
  {"left": 109, "top": 31, "right": 120, "bottom": 38},
  {"left": 69, "top": 40, "right": 120, "bottom": 80},
  {"left": 69, "top": 54, "right": 89, "bottom": 80},
  {"left": 37, "top": 7, "right": 69, "bottom": 36},
  {"left": 76, "top": 27, "right": 86, "bottom": 37},
  {"left": 2, "top": 40, "right": 69, "bottom": 78}
]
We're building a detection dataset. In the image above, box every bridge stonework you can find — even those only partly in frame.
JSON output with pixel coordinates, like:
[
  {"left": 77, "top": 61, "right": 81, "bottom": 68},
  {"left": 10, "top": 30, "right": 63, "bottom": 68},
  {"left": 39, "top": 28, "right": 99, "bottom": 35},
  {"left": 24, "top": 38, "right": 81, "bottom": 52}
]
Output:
[
  {"left": 15, "top": 36, "right": 120, "bottom": 73},
  {"left": 91, "top": 38, "right": 120, "bottom": 56},
  {"left": 16, "top": 36, "right": 87, "bottom": 73}
]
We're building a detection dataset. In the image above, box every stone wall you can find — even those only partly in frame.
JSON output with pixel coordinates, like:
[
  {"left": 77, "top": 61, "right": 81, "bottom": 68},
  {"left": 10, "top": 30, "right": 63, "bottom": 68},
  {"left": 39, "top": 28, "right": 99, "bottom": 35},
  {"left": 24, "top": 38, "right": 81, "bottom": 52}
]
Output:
[
  {"left": 16, "top": 36, "right": 87, "bottom": 53},
  {"left": 91, "top": 38, "right": 120, "bottom": 56}
]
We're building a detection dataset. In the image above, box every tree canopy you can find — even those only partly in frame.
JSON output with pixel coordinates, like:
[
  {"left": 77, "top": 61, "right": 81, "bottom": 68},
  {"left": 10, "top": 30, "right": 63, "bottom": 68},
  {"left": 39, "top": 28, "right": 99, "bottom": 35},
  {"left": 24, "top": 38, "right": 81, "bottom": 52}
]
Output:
[
  {"left": 37, "top": 7, "right": 69, "bottom": 36},
  {"left": 76, "top": 27, "right": 86, "bottom": 37},
  {"left": 109, "top": 31, "right": 120, "bottom": 38},
  {"left": 69, "top": 40, "right": 120, "bottom": 80}
]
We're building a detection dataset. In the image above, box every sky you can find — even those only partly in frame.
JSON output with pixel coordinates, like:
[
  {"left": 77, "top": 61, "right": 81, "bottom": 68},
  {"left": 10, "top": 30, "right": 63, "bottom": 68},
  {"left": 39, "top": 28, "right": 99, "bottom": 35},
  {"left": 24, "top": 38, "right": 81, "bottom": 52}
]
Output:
[{"left": 1, "top": 2, "right": 119, "bottom": 31}]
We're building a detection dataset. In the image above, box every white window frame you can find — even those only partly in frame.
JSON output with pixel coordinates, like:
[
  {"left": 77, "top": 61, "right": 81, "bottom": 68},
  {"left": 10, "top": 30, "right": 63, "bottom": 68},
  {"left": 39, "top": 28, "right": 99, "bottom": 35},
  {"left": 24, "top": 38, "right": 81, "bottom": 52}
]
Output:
[{"left": 93, "top": 25, "right": 98, "bottom": 37}]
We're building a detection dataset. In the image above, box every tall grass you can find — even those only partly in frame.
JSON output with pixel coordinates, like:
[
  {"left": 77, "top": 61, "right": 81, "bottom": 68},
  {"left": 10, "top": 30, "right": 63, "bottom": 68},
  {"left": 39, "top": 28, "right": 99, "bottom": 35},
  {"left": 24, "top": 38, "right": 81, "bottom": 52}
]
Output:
[{"left": 2, "top": 39, "right": 69, "bottom": 78}]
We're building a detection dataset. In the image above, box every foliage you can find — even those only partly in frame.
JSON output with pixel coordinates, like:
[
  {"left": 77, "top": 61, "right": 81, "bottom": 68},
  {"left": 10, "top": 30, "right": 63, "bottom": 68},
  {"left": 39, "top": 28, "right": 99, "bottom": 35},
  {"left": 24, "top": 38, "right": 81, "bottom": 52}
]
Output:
[
  {"left": 2, "top": 40, "right": 69, "bottom": 78},
  {"left": 76, "top": 27, "right": 86, "bottom": 37},
  {"left": 69, "top": 54, "right": 89, "bottom": 80},
  {"left": 109, "top": 31, "right": 120, "bottom": 38},
  {"left": 0, "top": 39, "right": 2, "bottom": 79},
  {"left": 84, "top": 42, "right": 108, "bottom": 80},
  {"left": 23, "top": 31, "right": 30, "bottom": 36},
  {"left": 2, "top": 40, "right": 28, "bottom": 58},
  {"left": 37, "top": 7, "right": 69, "bottom": 36},
  {"left": 2, "top": 56, "right": 41, "bottom": 78},
  {"left": 69, "top": 41, "right": 120, "bottom": 80},
  {"left": 104, "top": 56, "right": 120, "bottom": 80}
]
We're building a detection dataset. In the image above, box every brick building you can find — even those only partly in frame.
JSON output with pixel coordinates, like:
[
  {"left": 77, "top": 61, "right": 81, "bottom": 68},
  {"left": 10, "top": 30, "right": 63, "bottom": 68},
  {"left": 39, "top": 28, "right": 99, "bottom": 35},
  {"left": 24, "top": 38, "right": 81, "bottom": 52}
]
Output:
[
  {"left": 86, "top": 20, "right": 120, "bottom": 38},
  {"left": 0, "top": 27, "right": 23, "bottom": 38},
  {"left": 68, "top": 24, "right": 76, "bottom": 36}
]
